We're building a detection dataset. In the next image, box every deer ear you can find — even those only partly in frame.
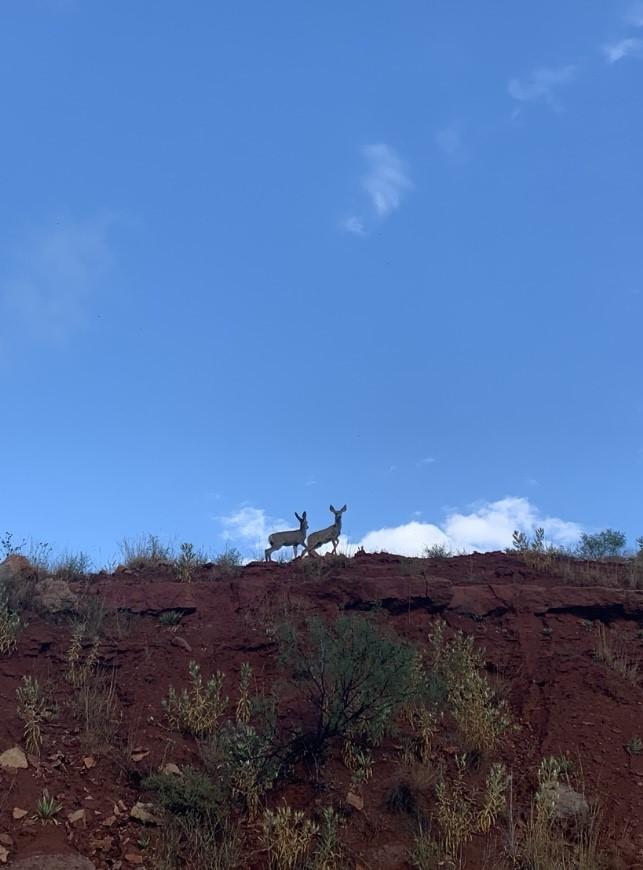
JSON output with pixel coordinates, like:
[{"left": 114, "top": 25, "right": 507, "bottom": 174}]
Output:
[
  {"left": 302, "top": 511, "right": 307, "bottom": 519},
  {"left": 340, "top": 505, "right": 347, "bottom": 512},
  {"left": 295, "top": 512, "right": 302, "bottom": 521},
  {"left": 329, "top": 504, "right": 335, "bottom": 512}
]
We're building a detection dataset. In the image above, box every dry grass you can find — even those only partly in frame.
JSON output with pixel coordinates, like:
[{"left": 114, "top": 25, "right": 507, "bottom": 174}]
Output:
[{"left": 593, "top": 623, "right": 640, "bottom": 684}]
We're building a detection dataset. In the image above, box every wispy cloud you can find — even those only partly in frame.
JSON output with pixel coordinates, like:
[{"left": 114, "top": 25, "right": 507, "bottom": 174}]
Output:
[
  {"left": 418, "top": 456, "right": 436, "bottom": 466},
  {"left": 355, "top": 496, "right": 581, "bottom": 556},
  {"left": 435, "top": 126, "right": 467, "bottom": 162},
  {"left": 602, "top": 37, "right": 643, "bottom": 63},
  {"left": 626, "top": 1, "right": 643, "bottom": 26},
  {"left": 362, "top": 144, "right": 413, "bottom": 218},
  {"left": 340, "top": 216, "right": 366, "bottom": 237},
  {"left": 508, "top": 64, "right": 577, "bottom": 109},
  {"left": 341, "top": 144, "right": 412, "bottom": 236},
  {"left": 0, "top": 213, "right": 116, "bottom": 345}
]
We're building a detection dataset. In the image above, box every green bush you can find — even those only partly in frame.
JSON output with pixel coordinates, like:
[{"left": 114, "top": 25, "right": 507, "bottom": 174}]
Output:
[
  {"left": 278, "top": 614, "right": 422, "bottom": 751},
  {"left": 576, "top": 529, "right": 626, "bottom": 560},
  {"left": 143, "top": 767, "right": 225, "bottom": 818}
]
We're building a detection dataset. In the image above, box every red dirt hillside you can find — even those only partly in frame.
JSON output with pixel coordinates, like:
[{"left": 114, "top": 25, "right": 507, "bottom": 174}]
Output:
[{"left": 1, "top": 550, "right": 642, "bottom": 869}]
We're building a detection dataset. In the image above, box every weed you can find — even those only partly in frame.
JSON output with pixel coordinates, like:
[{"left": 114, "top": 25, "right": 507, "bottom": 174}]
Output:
[
  {"left": 386, "top": 781, "right": 418, "bottom": 817},
  {"left": 410, "top": 829, "right": 443, "bottom": 870},
  {"left": 176, "top": 542, "right": 205, "bottom": 583},
  {"left": 163, "top": 660, "right": 227, "bottom": 737},
  {"left": 152, "top": 815, "right": 243, "bottom": 870},
  {"left": 341, "top": 739, "right": 373, "bottom": 785},
  {"left": 34, "top": 790, "right": 62, "bottom": 824},
  {"left": 435, "top": 755, "right": 476, "bottom": 860},
  {"left": 52, "top": 550, "right": 92, "bottom": 581},
  {"left": 0, "top": 594, "right": 21, "bottom": 654},
  {"left": 261, "top": 803, "right": 318, "bottom": 870},
  {"left": 16, "top": 676, "right": 49, "bottom": 756},
  {"left": 212, "top": 547, "right": 243, "bottom": 578},
  {"left": 428, "top": 621, "right": 513, "bottom": 752},
  {"left": 626, "top": 736, "right": 642, "bottom": 755},
  {"left": 477, "top": 762, "right": 508, "bottom": 832},
  {"left": 1, "top": 531, "right": 25, "bottom": 557},
  {"left": 119, "top": 534, "right": 173, "bottom": 569},
  {"left": 311, "top": 807, "right": 344, "bottom": 870},
  {"left": 235, "top": 662, "right": 252, "bottom": 725},
  {"left": 159, "top": 610, "right": 184, "bottom": 626}
]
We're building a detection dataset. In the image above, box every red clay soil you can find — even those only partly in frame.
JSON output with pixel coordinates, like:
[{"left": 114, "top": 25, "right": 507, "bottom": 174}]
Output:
[{"left": 1, "top": 551, "right": 642, "bottom": 868}]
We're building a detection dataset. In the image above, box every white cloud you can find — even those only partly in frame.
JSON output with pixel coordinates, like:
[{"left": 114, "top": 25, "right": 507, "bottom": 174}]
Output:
[
  {"left": 602, "top": 38, "right": 643, "bottom": 63},
  {"left": 508, "top": 65, "right": 577, "bottom": 108},
  {"left": 418, "top": 457, "right": 436, "bottom": 466},
  {"left": 218, "top": 506, "right": 288, "bottom": 555},
  {"left": 354, "top": 496, "right": 582, "bottom": 557},
  {"left": 0, "top": 213, "right": 115, "bottom": 344},
  {"left": 362, "top": 144, "right": 413, "bottom": 218}
]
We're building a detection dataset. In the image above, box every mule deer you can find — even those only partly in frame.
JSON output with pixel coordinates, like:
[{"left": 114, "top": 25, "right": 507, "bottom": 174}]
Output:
[
  {"left": 264, "top": 512, "right": 308, "bottom": 561},
  {"left": 304, "top": 504, "right": 347, "bottom": 556}
]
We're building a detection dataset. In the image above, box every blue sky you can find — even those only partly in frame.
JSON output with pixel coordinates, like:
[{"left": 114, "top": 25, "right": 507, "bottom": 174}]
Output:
[{"left": 1, "top": 0, "right": 642, "bottom": 564}]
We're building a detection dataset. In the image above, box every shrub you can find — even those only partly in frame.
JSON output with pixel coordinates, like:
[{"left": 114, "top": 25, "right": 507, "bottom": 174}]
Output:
[
  {"left": 278, "top": 614, "right": 422, "bottom": 751},
  {"left": 423, "top": 544, "right": 452, "bottom": 559},
  {"left": 163, "top": 660, "right": 227, "bottom": 737},
  {"left": 212, "top": 547, "right": 243, "bottom": 578},
  {"left": 144, "top": 767, "right": 225, "bottom": 818},
  {"left": 209, "top": 720, "right": 280, "bottom": 818},
  {"left": 311, "top": 807, "right": 344, "bottom": 870},
  {"left": 52, "top": 550, "right": 92, "bottom": 581},
  {"left": 34, "top": 790, "right": 62, "bottom": 824},
  {"left": 577, "top": 529, "right": 626, "bottom": 560}
]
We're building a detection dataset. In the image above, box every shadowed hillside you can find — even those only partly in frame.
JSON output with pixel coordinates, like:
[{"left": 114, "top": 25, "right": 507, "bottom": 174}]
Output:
[{"left": 1, "top": 550, "right": 642, "bottom": 868}]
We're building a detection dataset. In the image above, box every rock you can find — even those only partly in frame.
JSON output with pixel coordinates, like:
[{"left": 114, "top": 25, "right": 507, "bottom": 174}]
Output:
[
  {"left": 160, "top": 762, "right": 181, "bottom": 776},
  {"left": 83, "top": 755, "right": 96, "bottom": 769},
  {"left": 0, "top": 746, "right": 28, "bottom": 770},
  {"left": 346, "top": 790, "right": 364, "bottom": 811},
  {"left": 67, "top": 808, "right": 87, "bottom": 827},
  {"left": 0, "top": 554, "right": 32, "bottom": 583},
  {"left": 8, "top": 856, "right": 96, "bottom": 870},
  {"left": 124, "top": 850, "right": 144, "bottom": 865},
  {"left": 170, "top": 635, "right": 192, "bottom": 653},
  {"left": 542, "top": 782, "right": 590, "bottom": 820},
  {"left": 33, "top": 577, "right": 79, "bottom": 614},
  {"left": 130, "top": 801, "right": 164, "bottom": 825},
  {"left": 0, "top": 835, "right": 12, "bottom": 847},
  {"left": 12, "top": 808, "right": 28, "bottom": 820},
  {"left": 0, "top": 845, "right": 8, "bottom": 865}
]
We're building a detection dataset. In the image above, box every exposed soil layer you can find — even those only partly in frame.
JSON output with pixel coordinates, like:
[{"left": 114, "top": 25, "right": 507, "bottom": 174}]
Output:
[{"left": 1, "top": 551, "right": 642, "bottom": 868}]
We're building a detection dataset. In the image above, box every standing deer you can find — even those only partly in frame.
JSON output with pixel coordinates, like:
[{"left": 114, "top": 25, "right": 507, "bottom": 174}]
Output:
[
  {"left": 264, "top": 512, "right": 308, "bottom": 561},
  {"left": 304, "top": 504, "right": 347, "bottom": 556}
]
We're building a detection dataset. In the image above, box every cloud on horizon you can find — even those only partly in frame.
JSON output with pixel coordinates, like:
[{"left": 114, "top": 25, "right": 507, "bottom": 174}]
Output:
[
  {"left": 217, "top": 496, "right": 582, "bottom": 560},
  {"left": 342, "top": 143, "right": 412, "bottom": 236},
  {"left": 508, "top": 64, "right": 577, "bottom": 109}
]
